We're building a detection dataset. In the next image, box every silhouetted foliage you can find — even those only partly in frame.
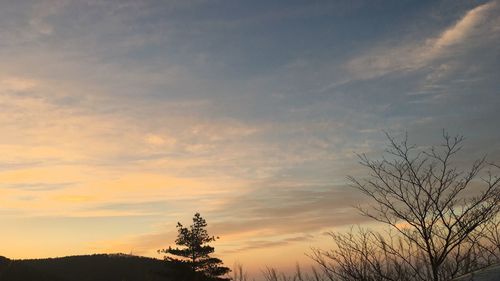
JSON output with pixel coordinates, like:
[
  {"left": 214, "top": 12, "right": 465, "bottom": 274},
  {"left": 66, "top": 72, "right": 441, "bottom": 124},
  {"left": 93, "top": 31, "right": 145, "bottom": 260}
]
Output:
[{"left": 159, "top": 212, "right": 231, "bottom": 281}]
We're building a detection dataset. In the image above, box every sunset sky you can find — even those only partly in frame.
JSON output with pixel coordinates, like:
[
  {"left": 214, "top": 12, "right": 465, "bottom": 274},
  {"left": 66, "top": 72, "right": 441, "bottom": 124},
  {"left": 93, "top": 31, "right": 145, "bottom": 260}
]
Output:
[{"left": 1, "top": 0, "right": 500, "bottom": 275}]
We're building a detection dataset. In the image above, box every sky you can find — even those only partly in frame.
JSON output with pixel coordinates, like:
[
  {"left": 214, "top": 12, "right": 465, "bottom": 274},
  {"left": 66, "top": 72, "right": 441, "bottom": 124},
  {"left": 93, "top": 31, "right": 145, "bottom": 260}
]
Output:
[{"left": 0, "top": 0, "right": 500, "bottom": 276}]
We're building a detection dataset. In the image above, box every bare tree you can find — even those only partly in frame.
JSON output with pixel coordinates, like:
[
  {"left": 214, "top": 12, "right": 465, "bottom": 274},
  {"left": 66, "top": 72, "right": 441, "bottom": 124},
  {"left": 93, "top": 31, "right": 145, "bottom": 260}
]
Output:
[
  {"left": 311, "top": 227, "right": 425, "bottom": 281},
  {"left": 344, "top": 132, "right": 500, "bottom": 281},
  {"left": 262, "top": 264, "right": 327, "bottom": 281},
  {"left": 474, "top": 215, "right": 500, "bottom": 265},
  {"left": 232, "top": 263, "right": 249, "bottom": 281}
]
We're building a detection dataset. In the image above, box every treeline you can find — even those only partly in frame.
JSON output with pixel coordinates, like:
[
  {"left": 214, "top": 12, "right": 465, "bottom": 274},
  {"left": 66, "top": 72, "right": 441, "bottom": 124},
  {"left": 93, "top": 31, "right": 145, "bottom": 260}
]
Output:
[{"left": 0, "top": 254, "right": 169, "bottom": 281}]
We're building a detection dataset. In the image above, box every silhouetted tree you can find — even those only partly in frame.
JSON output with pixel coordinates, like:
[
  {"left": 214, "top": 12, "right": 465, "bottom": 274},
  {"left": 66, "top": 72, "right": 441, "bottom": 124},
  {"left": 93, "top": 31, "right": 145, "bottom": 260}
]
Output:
[
  {"left": 159, "top": 213, "right": 230, "bottom": 281},
  {"left": 313, "top": 132, "right": 500, "bottom": 281}
]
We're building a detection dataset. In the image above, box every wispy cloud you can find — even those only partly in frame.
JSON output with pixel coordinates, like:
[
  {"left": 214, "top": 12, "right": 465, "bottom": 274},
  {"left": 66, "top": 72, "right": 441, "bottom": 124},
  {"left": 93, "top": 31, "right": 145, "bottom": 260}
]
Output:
[
  {"left": 346, "top": 1, "right": 499, "bottom": 80},
  {"left": 223, "top": 234, "right": 315, "bottom": 254}
]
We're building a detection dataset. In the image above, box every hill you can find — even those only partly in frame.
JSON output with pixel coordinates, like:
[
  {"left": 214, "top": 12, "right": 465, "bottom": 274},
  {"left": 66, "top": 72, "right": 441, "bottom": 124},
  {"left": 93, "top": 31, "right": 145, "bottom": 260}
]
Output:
[{"left": 0, "top": 254, "right": 171, "bottom": 281}]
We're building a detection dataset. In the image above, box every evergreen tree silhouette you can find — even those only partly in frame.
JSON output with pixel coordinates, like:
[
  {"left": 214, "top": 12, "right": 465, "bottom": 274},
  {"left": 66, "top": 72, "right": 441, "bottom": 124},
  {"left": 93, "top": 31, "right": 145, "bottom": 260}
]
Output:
[{"left": 159, "top": 213, "right": 230, "bottom": 281}]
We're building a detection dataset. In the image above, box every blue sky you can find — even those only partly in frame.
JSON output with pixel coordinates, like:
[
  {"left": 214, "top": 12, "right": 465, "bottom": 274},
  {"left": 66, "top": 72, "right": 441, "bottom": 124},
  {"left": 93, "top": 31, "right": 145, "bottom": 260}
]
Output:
[{"left": 0, "top": 0, "right": 499, "bottom": 274}]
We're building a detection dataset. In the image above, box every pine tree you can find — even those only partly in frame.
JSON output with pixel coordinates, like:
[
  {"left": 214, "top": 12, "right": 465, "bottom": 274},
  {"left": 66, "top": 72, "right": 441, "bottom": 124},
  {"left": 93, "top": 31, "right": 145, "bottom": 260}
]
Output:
[{"left": 159, "top": 213, "right": 231, "bottom": 281}]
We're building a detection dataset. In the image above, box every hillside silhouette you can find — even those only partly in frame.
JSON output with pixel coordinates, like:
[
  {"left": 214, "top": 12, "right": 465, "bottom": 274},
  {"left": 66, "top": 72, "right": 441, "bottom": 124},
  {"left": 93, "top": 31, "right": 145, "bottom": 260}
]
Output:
[{"left": 0, "top": 254, "right": 172, "bottom": 281}]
